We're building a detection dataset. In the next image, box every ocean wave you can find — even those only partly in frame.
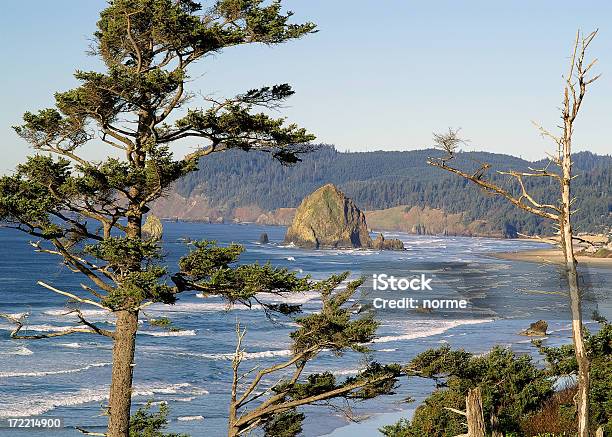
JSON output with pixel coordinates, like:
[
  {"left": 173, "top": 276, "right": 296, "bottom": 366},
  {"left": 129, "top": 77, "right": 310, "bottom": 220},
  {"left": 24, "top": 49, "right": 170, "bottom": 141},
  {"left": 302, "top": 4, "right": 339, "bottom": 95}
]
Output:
[
  {"left": 58, "top": 342, "right": 82, "bottom": 349},
  {"left": 3, "top": 312, "right": 28, "bottom": 320},
  {"left": 140, "top": 329, "right": 196, "bottom": 337},
  {"left": 0, "top": 324, "right": 84, "bottom": 333},
  {"left": 177, "top": 349, "right": 291, "bottom": 361},
  {"left": 0, "top": 346, "right": 33, "bottom": 356},
  {"left": 373, "top": 318, "right": 494, "bottom": 344},
  {"left": 0, "top": 362, "right": 111, "bottom": 378},
  {"left": 0, "top": 382, "right": 197, "bottom": 418},
  {"left": 165, "top": 301, "right": 263, "bottom": 312},
  {"left": 333, "top": 368, "right": 360, "bottom": 376},
  {"left": 178, "top": 415, "right": 204, "bottom": 421},
  {"left": 43, "top": 309, "right": 110, "bottom": 318},
  {"left": 257, "top": 291, "right": 320, "bottom": 305}
]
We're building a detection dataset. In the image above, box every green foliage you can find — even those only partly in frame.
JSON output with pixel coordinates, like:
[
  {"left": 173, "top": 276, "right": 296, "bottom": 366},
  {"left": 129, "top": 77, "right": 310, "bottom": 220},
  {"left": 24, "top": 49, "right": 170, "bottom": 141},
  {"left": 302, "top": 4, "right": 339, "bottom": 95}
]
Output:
[
  {"left": 149, "top": 317, "right": 180, "bottom": 332},
  {"left": 129, "top": 402, "right": 187, "bottom": 437},
  {"left": 382, "top": 346, "right": 554, "bottom": 436},
  {"left": 384, "top": 324, "right": 612, "bottom": 436},
  {"left": 86, "top": 237, "right": 162, "bottom": 267},
  {"left": 105, "top": 266, "right": 175, "bottom": 310},
  {"left": 290, "top": 274, "right": 377, "bottom": 354},
  {"left": 177, "top": 240, "right": 310, "bottom": 310},
  {"left": 380, "top": 390, "right": 466, "bottom": 437},
  {"left": 178, "top": 240, "right": 245, "bottom": 279},
  {"left": 345, "top": 362, "right": 403, "bottom": 399},
  {"left": 536, "top": 321, "right": 612, "bottom": 433},
  {"left": 263, "top": 410, "right": 304, "bottom": 437}
]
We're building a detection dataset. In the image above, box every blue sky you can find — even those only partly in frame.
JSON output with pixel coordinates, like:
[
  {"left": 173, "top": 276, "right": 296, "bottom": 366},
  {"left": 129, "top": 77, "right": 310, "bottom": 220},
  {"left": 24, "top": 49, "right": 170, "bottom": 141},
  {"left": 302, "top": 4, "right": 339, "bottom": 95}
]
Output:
[{"left": 1, "top": 1, "right": 611, "bottom": 173}]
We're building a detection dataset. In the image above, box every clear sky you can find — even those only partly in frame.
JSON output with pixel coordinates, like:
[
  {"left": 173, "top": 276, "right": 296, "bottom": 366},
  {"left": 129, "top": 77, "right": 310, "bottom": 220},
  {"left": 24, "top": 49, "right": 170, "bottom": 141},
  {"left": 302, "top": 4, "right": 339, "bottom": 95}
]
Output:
[{"left": 1, "top": 1, "right": 611, "bottom": 174}]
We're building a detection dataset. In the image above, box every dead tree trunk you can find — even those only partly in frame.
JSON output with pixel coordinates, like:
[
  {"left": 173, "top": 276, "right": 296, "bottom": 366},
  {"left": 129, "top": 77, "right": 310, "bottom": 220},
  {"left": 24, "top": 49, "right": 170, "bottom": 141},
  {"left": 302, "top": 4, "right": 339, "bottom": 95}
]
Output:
[
  {"left": 466, "top": 387, "right": 486, "bottom": 437},
  {"left": 561, "top": 147, "right": 590, "bottom": 437},
  {"left": 559, "top": 32, "right": 592, "bottom": 437},
  {"left": 447, "top": 387, "right": 486, "bottom": 437},
  {"left": 107, "top": 310, "right": 139, "bottom": 437}
]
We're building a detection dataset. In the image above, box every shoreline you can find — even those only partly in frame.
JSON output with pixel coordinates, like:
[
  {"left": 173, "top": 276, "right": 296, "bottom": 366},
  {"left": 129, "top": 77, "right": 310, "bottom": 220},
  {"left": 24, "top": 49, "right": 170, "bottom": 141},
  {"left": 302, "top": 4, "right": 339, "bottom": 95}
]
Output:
[{"left": 492, "top": 248, "right": 612, "bottom": 269}]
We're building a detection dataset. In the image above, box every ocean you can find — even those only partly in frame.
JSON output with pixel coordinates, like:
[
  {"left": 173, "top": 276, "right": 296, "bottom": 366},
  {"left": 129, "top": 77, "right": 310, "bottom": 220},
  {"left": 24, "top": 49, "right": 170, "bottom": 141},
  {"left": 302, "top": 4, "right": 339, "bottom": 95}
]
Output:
[{"left": 0, "top": 222, "right": 609, "bottom": 437}]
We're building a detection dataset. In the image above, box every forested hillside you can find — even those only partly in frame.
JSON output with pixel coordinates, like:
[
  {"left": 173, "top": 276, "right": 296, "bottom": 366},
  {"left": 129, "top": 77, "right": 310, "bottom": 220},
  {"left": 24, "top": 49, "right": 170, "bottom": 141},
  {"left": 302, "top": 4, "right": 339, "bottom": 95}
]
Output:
[{"left": 170, "top": 145, "right": 611, "bottom": 236}]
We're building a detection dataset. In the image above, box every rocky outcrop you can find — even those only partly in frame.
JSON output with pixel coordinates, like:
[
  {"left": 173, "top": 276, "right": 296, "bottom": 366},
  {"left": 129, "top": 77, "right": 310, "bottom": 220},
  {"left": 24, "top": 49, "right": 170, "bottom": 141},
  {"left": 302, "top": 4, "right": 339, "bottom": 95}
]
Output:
[
  {"left": 258, "top": 233, "right": 269, "bottom": 244},
  {"left": 284, "top": 184, "right": 404, "bottom": 250},
  {"left": 520, "top": 320, "right": 548, "bottom": 336},
  {"left": 371, "top": 233, "right": 404, "bottom": 250},
  {"left": 284, "top": 184, "right": 373, "bottom": 249}
]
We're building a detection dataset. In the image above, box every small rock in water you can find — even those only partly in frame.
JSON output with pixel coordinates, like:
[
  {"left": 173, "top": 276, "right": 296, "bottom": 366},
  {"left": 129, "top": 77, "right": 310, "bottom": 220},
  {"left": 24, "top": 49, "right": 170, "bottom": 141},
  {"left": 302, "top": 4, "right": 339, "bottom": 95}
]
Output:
[
  {"left": 520, "top": 320, "right": 548, "bottom": 336},
  {"left": 259, "top": 232, "right": 269, "bottom": 244},
  {"left": 371, "top": 233, "right": 405, "bottom": 251}
]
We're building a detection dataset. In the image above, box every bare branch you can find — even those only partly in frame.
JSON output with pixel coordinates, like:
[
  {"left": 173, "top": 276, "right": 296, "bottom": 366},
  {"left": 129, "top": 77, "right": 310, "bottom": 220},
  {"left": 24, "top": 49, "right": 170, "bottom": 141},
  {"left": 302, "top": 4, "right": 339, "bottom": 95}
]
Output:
[{"left": 37, "top": 281, "right": 109, "bottom": 310}]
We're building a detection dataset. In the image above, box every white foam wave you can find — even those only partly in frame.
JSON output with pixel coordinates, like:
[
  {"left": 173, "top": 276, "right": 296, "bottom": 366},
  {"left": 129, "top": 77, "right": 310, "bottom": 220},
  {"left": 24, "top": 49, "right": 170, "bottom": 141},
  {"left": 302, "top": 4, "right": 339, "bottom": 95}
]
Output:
[
  {"left": 178, "top": 415, "right": 204, "bottom": 421},
  {"left": 178, "top": 349, "right": 291, "bottom": 361},
  {"left": 4, "top": 312, "right": 28, "bottom": 319},
  {"left": 0, "top": 362, "right": 111, "bottom": 378},
  {"left": 333, "top": 368, "right": 360, "bottom": 376},
  {"left": 0, "top": 382, "right": 195, "bottom": 418},
  {"left": 43, "top": 309, "right": 110, "bottom": 318},
  {"left": 0, "top": 346, "right": 33, "bottom": 356},
  {"left": 374, "top": 318, "right": 493, "bottom": 344},
  {"left": 140, "top": 329, "right": 196, "bottom": 337},
  {"left": 164, "top": 301, "right": 263, "bottom": 312},
  {"left": 257, "top": 291, "right": 320, "bottom": 305},
  {"left": 58, "top": 342, "right": 81, "bottom": 349}
]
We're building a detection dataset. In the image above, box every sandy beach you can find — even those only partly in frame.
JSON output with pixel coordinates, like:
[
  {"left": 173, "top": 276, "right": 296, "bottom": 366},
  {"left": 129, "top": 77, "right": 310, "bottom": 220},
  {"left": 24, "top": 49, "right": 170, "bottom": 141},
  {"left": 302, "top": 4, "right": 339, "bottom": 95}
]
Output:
[{"left": 492, "top": 248, "right": 612, "bottom": 269}]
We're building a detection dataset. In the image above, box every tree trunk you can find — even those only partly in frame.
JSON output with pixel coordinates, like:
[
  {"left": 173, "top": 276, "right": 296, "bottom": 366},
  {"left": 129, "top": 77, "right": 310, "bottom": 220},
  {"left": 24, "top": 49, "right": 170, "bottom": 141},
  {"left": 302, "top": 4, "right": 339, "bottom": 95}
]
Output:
[
  {"left": 490, "top": 411, "right": 503, "bottom": 437},
  {"left": 561, "top": 138, "right": 590, "bottom": 437},
  {"left": 228, "top": 424, "right": 239, "bottom": 437},
  {"left": 595, "top": 426, "right": 604, "bottom": 437},
  {"left": 107, "top": 310, "right": 139, "bottom": 437},
  {"left": 466, "top": 387, "right": 486, "bottom": 437}
]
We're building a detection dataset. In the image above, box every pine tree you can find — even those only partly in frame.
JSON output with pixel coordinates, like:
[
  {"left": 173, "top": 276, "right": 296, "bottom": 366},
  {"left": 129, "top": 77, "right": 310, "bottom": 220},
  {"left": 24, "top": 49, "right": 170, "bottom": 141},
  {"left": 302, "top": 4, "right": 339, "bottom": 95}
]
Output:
[{"left": 0, "top": 1, "right": 316, "bottom": 435}]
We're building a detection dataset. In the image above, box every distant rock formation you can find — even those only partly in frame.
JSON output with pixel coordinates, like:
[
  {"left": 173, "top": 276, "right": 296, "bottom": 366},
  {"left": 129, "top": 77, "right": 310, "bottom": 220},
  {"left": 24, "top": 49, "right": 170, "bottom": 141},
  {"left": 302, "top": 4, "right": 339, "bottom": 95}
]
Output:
[
  {"left": 520, "top": 320, "right": 548, "bottom": 336},
  {"left": 142, "top": 214, "right": 163, "bottom": 241},
  {"left": 284, "top": 184, "right": 373, "bottom": 249},
  {"left": 371, "top": 233, "right": 404, "bottom": 250},
  {"left": 258, "top": 233, "right": 269, "bottom": 244},
  {"left": 284, "top": 184, "right": 404, "bottom": 250}
]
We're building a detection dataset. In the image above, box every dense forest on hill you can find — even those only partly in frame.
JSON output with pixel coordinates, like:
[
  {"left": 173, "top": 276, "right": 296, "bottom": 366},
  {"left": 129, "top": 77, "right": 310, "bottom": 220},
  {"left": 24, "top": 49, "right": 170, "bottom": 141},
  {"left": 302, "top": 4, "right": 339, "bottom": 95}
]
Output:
[{"left": 173, "top": 145, "right": 611, "bottom": 235}]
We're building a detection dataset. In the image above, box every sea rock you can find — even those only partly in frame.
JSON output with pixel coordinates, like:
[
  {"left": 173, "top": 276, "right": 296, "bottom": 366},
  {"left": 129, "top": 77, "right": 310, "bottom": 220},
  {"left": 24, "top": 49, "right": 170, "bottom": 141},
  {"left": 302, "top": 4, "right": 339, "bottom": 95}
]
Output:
[
  {"left": 284, "top": 184, "right": 373, "bottom": 249},
  {"left": 142, "top": 214, "right": 163, "bottom": 241},
  {"left": 520, "top": 320, "right": 548, "bottom": 336},
  {"left": 259, "top": 233, "right": 269, "bottom": 244},
  {"left": 371, "top": 233, "right": 404, "bottom": 251}
]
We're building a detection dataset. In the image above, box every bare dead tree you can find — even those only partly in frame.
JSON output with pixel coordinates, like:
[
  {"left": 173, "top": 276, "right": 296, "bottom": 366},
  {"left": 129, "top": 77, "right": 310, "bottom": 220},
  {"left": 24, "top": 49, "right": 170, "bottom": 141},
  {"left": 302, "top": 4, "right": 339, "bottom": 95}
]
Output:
[
  {"left": 445, "top": 387, "right": 486, "bottom": 437},
  {"left": 428, "top": 30, "right": 599, "bottom": 437}
]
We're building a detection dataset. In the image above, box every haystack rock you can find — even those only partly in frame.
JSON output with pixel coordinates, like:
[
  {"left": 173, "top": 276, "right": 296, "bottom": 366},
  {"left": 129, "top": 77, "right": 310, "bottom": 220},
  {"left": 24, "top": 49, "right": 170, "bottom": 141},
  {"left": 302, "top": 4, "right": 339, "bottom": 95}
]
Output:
[{"left": 284, "top": 184, "right": 404, "bottom": 250}]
